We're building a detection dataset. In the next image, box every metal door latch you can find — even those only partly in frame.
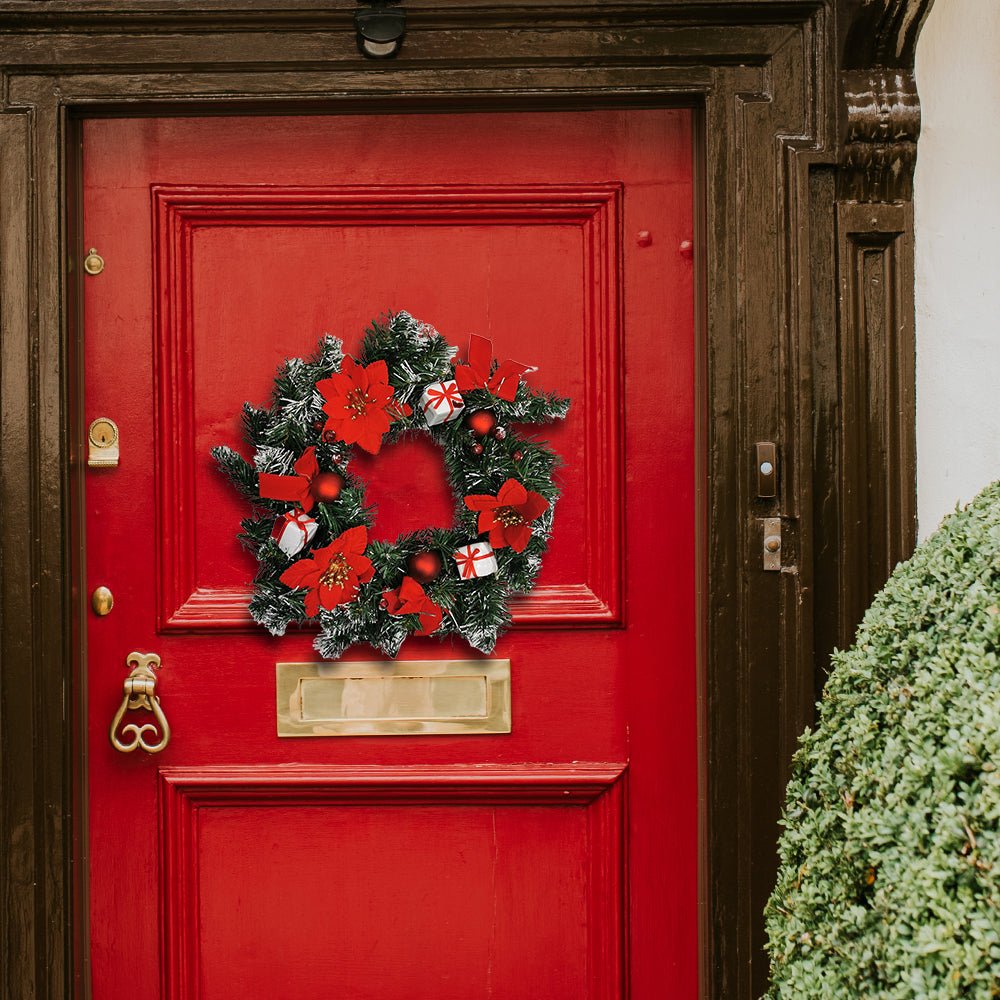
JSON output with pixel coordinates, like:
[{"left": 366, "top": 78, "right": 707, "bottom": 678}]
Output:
[{"left": 762, "top": 517, "right": 782, "bottom": 571}]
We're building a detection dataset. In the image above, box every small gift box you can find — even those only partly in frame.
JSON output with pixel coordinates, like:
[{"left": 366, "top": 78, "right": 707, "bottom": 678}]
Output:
[
  {"left": 452, "top": 541, "right": 498, "bottom": 580},
  {"left": 420, "top": 379, "right": 465, "bottom": 426},
  {"left": 271, "top": 509, "right": 318, "bottom": 557}
]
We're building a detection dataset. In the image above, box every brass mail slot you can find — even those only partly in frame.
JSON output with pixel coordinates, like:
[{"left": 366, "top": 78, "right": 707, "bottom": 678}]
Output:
[{"left": 275, "top": 659, "right": 511, "bottom": 737}]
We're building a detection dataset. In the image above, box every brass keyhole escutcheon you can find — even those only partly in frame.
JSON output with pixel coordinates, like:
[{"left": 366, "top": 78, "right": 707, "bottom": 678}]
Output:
[
  {"left": 88, "top": 417, "right": 120, "bottom": 468},
  {"left": 91, "top": 586, "right": 114, "bottom": 616},
  {"left": 89, "top": 418, "right": 117, "bottom": 448},
  {"left": 83, "top": 247, "right": 104, "bottom": 275}
]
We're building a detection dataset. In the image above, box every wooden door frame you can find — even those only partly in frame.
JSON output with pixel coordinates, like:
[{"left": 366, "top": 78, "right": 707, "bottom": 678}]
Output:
[{"left": 0, "top": 2, "right": 934, "bottom": 997}]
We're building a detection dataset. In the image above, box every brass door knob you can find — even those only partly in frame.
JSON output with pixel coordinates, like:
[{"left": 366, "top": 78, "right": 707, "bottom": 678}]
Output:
[{"left": 91, "top": 586, "right": 114, "bottom": 616}]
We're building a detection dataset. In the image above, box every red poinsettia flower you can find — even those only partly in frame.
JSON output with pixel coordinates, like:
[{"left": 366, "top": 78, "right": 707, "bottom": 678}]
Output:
[
  {"left": 317, "top": 357, "right": 404, "bottom": 455},
  {"left": 258, "top": 446, "right": 321, "bottom": 512},
  {"left": 279, "top": 525, "right": 374, "bottom": 616},
  {"left": 464, "top": 478, "right": 549, "bottom": 553},
  {"left": 382, "top": 575, "right": 443, "bottom": 636}
]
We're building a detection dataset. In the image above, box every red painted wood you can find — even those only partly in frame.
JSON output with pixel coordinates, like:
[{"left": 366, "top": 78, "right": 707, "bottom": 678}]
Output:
[
  {"left": 159, "top": 766, "right": 625, "bottom": 1000},
  {"left": 84, "top": 111, "right": 695, "bottom": 999}
]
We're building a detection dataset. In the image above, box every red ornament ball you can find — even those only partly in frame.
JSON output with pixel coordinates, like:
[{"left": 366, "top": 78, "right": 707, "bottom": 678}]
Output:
[
  {"left": 513, "top": 450, "right": 524, "bottom": 461},
  {"left": 407, "top": 550, "right": 444, "bottom": 585},
  {"left": 379, "top": 597, "right": 389, "bottom": 610},
  {"left": 465, "top": 409, "right": 497, "bottom": 438},
  {"left": 471, "top": 442, "right": 484, "bottom": 456},
  {"left": 311, "top": 471, "right": 345, "bottom": 503},
  {"left": 322, "top": 429, "right": 339, "bottom": 445},
  {"left": 494, "top": 426, "right": 507, "bottom": 441}
]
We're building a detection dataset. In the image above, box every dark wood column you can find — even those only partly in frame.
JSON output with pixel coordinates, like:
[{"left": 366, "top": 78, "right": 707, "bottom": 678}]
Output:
[{"left": 813, "top": 0, "right": 935, "bottom": 695}]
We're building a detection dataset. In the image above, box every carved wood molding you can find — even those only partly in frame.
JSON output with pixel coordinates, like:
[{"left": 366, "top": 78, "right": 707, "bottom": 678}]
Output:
[
  {"left": 840, "top": 67, "right": 921, "bottom": 202},
  {"left": 838, "top": 0, "right": 935, "bottom": 202},
  {"left": 841, "top": 0, "right": 936, "bottom": 68}
]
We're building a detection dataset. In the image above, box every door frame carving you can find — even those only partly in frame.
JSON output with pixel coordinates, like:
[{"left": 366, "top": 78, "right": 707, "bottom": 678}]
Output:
[{"left": 0, "top": 2, "right": 934, "bottom": 996}]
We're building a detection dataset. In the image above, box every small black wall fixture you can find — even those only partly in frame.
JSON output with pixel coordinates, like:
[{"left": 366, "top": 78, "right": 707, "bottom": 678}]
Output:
[{"left": 355, "top": 0, "right": 406, "bottom": 58}]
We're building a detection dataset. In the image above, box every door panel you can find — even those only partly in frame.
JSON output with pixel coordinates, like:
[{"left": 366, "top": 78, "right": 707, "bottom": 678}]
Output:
[
  {"left": 160, "top": 767, "right": 624, "bottom": 1000},
  {"left": 84, "top": 111, "right": 696, "bottom": 999},
  {"left": 154, "top": 183, "right": 622, "bottom": 628}
]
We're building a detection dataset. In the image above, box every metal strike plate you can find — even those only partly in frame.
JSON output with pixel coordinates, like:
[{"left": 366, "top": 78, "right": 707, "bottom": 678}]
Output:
[
  {"left": 276, "top": 659, "right": 511, "bottom": 737},
  {"left": 88, "top": 417, "right": 120, "bottom": 468},
  {"left": 763, "top": 517, "right": 782, "bottom": 571},
  {"left": 756, "top": 441, "right": 777, "bottom": 498}
]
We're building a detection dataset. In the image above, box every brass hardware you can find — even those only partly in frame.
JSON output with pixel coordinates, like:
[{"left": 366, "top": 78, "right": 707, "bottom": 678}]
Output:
[
  {"left": 110, "top": 652, "right": 171, "bottom": 754},
  {"left": 88, "top": 417, "right": 120, "bottom": 468},
  {"left": 755, "top": 441, "right": 778, "bottom": 498},
  {"left": 276, "top": 659, "right": 511, "bottom": 737},
  {"left": 91, "top": 586, "right": 114, "bottom": 616},
  {"left": 83, "top": 247, "right": 104, "bottom": 275},
  {"left": 763, "top": 517, "right": 782, "bottom": 571}
]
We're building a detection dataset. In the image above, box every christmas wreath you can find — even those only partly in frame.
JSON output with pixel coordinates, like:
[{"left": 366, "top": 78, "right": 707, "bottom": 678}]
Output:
[{"left": 212, "top": 312, "right": 569, "bottom": 659}]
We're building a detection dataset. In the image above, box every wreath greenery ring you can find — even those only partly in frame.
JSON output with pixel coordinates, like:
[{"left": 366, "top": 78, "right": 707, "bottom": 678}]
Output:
[{"left": 213, "top": 312, "right": 569, "bottom": 659}]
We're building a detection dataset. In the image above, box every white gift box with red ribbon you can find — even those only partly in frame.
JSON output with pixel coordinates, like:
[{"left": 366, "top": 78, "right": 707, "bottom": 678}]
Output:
[
  {"left": 452, "top": 540, "right": 498, "bottom": 580},
  {"left": 271, "top": 509, "right": 318, "bottom": 557},
  {"left": 420, "top": 379, "right": 465, "bottom": 426}
]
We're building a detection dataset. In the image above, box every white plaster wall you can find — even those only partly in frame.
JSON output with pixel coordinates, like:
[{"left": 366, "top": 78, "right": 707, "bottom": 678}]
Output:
[{"left": 914, "top": 0, "right": 1000, "bottom": 538}]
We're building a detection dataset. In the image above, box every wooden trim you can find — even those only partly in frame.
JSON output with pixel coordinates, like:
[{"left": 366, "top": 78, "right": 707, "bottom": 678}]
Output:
[
  {"left": 0, "top": 2, "right": 932, "bottom": 997},
  {"left": 836, "top": 202, "right": 917, "bottom": 636}
]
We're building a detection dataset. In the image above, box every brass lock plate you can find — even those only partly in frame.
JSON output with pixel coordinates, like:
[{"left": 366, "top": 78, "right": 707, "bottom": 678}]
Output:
[
  {"left": 88, "top": 417, "right": 120, "bottom": 467},
  {"left": 276, "top": 659, "right": 512, "bottom": 737}
]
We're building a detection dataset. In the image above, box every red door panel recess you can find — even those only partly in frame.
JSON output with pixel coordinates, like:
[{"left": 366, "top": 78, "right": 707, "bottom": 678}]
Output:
[{"left": 83, "top": 111, "right": 696, "bottom": 999}]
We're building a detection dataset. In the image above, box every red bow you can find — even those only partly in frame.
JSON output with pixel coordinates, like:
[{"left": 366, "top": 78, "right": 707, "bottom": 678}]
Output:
[
  {"left": 423, "top": 381, "right": 463, "bottom": 417},
  {"left": 454, "top": 335, "right": 535, "bottom": 403},
  {"left": 259, "top": 447, "right": 320, "bottom": 512},
  {"left": 453, "top": 544, "right": 494, "bottom": 580},
  {"left": 382, "top": 576, "right": 443, "bottom": 636}
]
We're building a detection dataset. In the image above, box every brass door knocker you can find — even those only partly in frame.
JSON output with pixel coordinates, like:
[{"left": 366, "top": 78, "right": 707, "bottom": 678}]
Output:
[{"left": 109, "top": 652, "right": 171, "bottom": 754}]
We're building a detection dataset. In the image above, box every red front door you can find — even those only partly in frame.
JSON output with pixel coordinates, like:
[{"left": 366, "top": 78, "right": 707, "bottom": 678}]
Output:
[{"left": 83, "top": 110, "right": 696, "bottom": 999}]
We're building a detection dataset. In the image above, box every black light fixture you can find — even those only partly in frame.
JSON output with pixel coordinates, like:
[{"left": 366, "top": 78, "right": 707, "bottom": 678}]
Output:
[{"left": 355, "top": 0, "right": 406, "bottom": 59}]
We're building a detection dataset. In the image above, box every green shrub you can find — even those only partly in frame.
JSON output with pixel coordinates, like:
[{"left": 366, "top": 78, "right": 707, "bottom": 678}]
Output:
[{"left": 765, "top": 481, "right": 1000, "bottom": 998}]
